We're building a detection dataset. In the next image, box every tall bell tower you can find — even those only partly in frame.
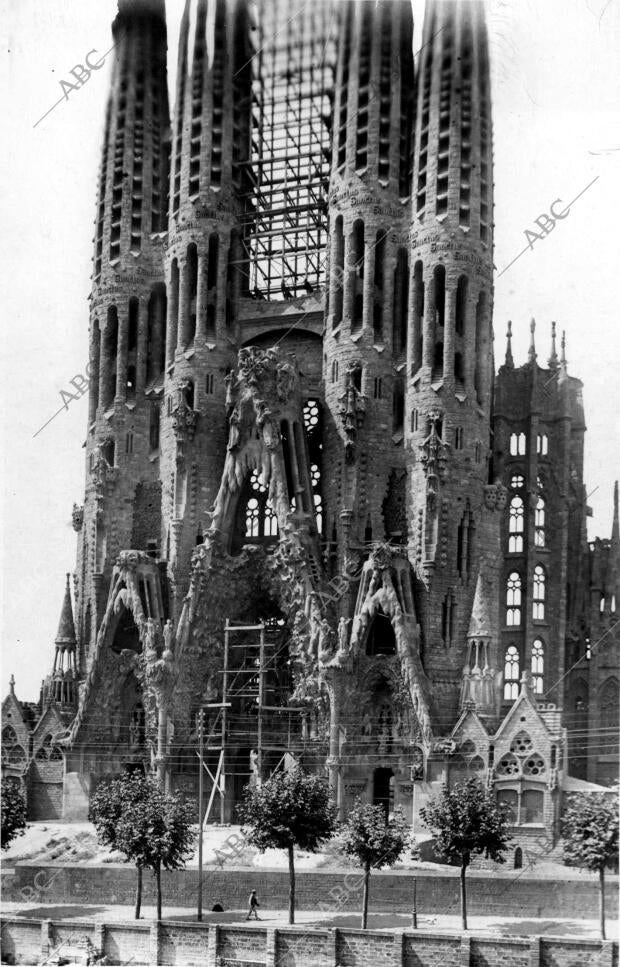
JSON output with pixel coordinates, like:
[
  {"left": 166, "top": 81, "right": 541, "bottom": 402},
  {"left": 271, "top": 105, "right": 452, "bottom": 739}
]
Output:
[{"left": 405, "top": 0, "right": 501, "bottom": 722}]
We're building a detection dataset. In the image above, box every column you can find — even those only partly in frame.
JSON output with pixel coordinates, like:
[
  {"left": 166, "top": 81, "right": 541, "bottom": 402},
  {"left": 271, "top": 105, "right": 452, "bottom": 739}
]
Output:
[
  {"left": 99, "top": 318, "right": 113, "bottom": 411},
  {"left": 165, "top": 262, "right": 179, "bottom": 368},
  {"left": 115, "top": 305, "right": 128, "bottom": 403},
  {"left": 362, "top": 234, "right": 375, "bottom": 335},
  {"left": 178, "top": 258, "right": 190, "bottom": 349},
  {"left": 136, "top": 297, "right": 149, "bottom": 395},
  {"left": 343, "top": 230, "right": 354, "bottom": 332},
  {"left": 88, "top": 322, "right": 101, "bottom": 423},
  {"left": 443, "top": 281, "right": 456, "bottom": 391},
  {"left": 464, "top": 285, "right": 478, "bottom": 397},
  {"left": 216, "top": 232, "right": 229, "bottom": 337},
  {"left": 422, "top": 272, "right": 435, "bottom": 369},
  {"left": 411, "top": 266, "right": 423, "bottom": 375},
  {"left": 196, "top": 250, "right": 207, "bottom": 343}
]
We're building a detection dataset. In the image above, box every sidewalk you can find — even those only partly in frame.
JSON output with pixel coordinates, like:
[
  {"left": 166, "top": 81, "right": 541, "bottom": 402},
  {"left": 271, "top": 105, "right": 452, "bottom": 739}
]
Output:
[{"left": 1, "top": 901, "right": 617, "bottom": 940}]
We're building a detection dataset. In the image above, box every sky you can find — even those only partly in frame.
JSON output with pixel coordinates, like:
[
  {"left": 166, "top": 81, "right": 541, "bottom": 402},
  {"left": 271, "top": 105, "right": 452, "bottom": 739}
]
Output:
[{"left": 1, "top": 0, "right": 619, "bottom": 702}]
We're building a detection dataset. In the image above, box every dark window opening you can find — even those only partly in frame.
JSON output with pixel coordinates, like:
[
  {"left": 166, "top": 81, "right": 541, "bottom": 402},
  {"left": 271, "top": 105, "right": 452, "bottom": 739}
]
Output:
[
  {"left": 366, "top": 610, "right": 397, "bottom": 656},
  {"left": 393, "top": 248, "right": 409, "bottom": 354},
  {"left": 455, "top": 276, "right": 468, "bottom": 335}
]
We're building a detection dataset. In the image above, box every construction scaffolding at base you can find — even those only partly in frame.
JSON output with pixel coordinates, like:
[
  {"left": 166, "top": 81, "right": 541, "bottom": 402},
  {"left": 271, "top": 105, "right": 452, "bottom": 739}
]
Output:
[{"left": 195, "top": 619, "right": 303, "bottom": 828}]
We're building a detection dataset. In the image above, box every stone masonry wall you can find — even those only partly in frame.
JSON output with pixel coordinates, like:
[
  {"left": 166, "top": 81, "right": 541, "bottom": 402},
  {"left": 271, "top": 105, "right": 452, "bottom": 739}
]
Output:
[{"left": 1, "top": 917, "right": 616, "bottom": 967}]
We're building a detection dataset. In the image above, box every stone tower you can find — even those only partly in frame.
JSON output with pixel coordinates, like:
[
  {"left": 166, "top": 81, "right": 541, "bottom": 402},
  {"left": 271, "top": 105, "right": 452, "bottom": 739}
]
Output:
[
  {"left": 404, "top": 0, "right": 500, "bottom": 724},
  {"left": 75, "top": 0, "right": 170, "bottom": 672},
  {"left": 161, "top": 0, "right": 252, "bottom": 614}
]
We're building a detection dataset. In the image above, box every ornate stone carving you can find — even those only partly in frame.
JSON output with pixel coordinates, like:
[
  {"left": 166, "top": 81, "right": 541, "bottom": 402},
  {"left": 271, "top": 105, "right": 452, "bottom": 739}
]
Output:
[
  {"left": 484, "top": 482, "right": 508, "bottom": 511},
  {"left": 172, "top": 381, "right": 199, "bottom": 464},
  {"left": 338, "top": 360, "right": 366, "bottom": 463},
  {"left": 72, "top": 503, "right": 84, "bottom": 532},
  {"left": 419, "top": 410, "right": 449, "bottom": 509}
]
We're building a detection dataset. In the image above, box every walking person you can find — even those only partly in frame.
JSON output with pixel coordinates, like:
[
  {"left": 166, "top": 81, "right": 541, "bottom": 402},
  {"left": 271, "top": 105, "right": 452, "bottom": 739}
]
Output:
[{"left": 246, "top": 889, "right": 261, "bottom": 920}]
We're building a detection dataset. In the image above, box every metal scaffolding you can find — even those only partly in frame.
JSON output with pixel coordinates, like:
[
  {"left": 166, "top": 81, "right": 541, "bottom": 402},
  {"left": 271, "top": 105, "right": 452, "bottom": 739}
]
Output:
[
  {"left": 240, "top": 0, "right": 338, "bottom": 299},
  {"left": 195, "top": 619, "right": 302, "bottom": 827}
]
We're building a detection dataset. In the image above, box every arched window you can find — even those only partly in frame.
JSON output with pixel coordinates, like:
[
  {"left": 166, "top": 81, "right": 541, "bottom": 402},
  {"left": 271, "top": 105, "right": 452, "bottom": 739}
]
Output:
[
  {"left": 373, "top": 230, "right": 386, "bottom": 338},
  {"left": 532, "top": 565, "right": 546, "bottom": 620},
  {"left": 243, "top": 470, "right": 278, "bottom": 542},
  {"left": 504, "top": 645, "right": 520, "bottom": 700},
  {"left": 393, "top": 248, "right": 409, "bottom": 353},
  {"left": 508, "top": 496, "right": 524, "bottom": 553},
  {"left": 531, "top": 639, "right": 544, "bottom": 694},
  {"left": 506, "top": 572, "right": 522, "bottom": 626},
  {"left": 534, "top": 497, "right": 546, "bottom": 547},
  {"left": 366, "top": 609, "right": 397, "bottom": 656},
  {"left": 350, "top": 219, "right": 364, "bottom": 331},
  {"left": 509, "top": 433, "right": 526, "bottom": 456},
  {"left": 536, "top": 433, "right": 548, "bottom": 456},
  {"left": 245, "top": 497, "right": 260, "bottom": 537},
  {"left": 600, "top": 679, "right": 619, "bottom": 730}
]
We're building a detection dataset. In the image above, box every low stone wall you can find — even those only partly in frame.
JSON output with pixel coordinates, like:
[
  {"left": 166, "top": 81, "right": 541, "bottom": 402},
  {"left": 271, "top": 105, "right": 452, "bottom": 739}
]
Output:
[
  {"left": 1, "top": 917, "right": 617, "bottom": 967},
  {"left": 2, "top": 863, "right": 618, "bottom": 920}
]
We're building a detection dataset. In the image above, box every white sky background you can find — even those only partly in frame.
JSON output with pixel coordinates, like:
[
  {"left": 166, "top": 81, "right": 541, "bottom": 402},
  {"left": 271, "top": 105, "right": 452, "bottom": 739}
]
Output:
[{"left": 1, "top": 0, "right": 619, "bottom": 701}]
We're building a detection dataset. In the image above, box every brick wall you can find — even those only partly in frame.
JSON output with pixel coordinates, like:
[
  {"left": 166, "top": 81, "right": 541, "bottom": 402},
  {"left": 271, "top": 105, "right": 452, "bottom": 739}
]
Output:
[
  {"left": 3, "top": 865, "right": 617, "bottom": 921},
  {"left": 1, "top": 918, "right": 616, "bottom": 967}
]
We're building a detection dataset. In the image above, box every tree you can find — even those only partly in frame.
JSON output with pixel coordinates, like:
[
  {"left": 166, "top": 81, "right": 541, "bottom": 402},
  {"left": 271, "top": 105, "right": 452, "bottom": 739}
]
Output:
[
  {"left": 340, "top": 799, "right": 409, "bottom": 928},
  {"left": 237, "top": 765, "right": 337, "bottom": 923},
  {"left": 420, "top": 777, "right": 512, "bottom": 930},
  {"left": 562, "top": 791, "right": 619, "bottom": 939},
  {"left": 90, "top": 773, "right": 196, "bottom": 921},
  {"left": 1, "top": 779, "right": 27, "bottom": 850}
]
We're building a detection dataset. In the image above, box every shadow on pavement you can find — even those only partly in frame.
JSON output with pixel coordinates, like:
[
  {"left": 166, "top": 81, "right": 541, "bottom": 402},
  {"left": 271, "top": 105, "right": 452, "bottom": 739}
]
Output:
[
  {"left": 8, "top": 905, "right": 108, "bottom": 921},
  {"left": 490, "top": 919, "right": 596, "bottom": 937}
]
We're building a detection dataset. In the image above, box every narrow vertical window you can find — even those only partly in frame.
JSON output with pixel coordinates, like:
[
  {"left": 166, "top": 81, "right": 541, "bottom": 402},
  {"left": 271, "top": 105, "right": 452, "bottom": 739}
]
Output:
[
  {"left": 333, "top": 217, "right": 344, "bottom": 328},
  {"left": 350, "top": 219, "right": 365, "bottom": 332},
  {"left": 534, "top": 497, "right": 546, "bottom": 547},
  {"left": 533, "top": 565, "right": 546, "bottom": 620},
  {"left": 509, "top": 496, "right": 524, "bottom": 553},
  {"left": 392, "top": 379, "right": 404, "bottom": 436},
  {"left": 455, "top": 276, "right": 468, "bottom": 335},
  {"left": 186, "top": 243, "right": 198, "bottom": 345},
  {"left": 531, "top": 639, "right": 544, "bottom": 694},
  {"left": 506, "top": 572, "right": 522, "bottom": 626},
  {"left": 504, "top": 645, "right": 520, "bottom": 700},
  {"left": 373, "top": 231, "right": 386, "bottom": 339},
  {"left": 393, "top": 248, "right": 409, "bottom": 354}
]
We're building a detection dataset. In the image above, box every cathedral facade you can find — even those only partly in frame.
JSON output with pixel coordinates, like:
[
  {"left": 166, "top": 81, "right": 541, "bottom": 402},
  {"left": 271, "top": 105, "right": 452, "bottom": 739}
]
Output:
[{"left": 3, "top": 0, "right": 618, "bottom": 852}]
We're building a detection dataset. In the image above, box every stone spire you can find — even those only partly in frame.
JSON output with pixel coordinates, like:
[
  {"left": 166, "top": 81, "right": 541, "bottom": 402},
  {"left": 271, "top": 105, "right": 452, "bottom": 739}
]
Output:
[
  {"left": 460, "top": 571, "right": 495, "bottom": 714},
  {"left": 528, "top": 317, "right": 537, "bottom": 364},
  {"left": 48, "top": 574, "right": 78, "bottom": 707},
  {"left": 467, "top": 571, "right": 493, "bottom": 638},
  {"left": 548, "top": 321, "right": 558, "bottom": 370},
  {"left": 612, "top": 481, "right": 619, "bottom": 544},
  {"left": 504, "top": 320, "right": 514, "bottom": 368},
  {"left": 558, "top": 329, "right": 568, "bottom": 384},
  {"left": 55, "top": 574, "right": 77, "bottom": 647},
  {"left": 9, "top": 674, "right": 15, "bottom": 696}
]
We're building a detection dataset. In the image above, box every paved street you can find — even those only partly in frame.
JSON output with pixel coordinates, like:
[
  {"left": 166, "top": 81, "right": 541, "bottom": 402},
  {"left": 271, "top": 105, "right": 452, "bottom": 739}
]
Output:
[{"left": 1, "top": 901, "right": 617, "bottom": 941}]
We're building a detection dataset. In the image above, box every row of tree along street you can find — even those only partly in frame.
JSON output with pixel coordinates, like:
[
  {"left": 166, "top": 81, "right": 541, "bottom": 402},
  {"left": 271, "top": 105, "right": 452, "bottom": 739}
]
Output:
[{"left": 1, "top": 771, "right": 618, "bottom": 937}]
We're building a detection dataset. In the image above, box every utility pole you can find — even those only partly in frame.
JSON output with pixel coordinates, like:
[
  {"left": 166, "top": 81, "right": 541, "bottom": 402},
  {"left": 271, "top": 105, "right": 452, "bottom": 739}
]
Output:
[
  {"left": 257, "top": 624, "right": 265, "bottom": 782},
  {"left": 221, "top": 622, "right": 230, "bottom": 824},
  {"left": 197, "top": 709, "right": 204, "bottom": 921}
]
